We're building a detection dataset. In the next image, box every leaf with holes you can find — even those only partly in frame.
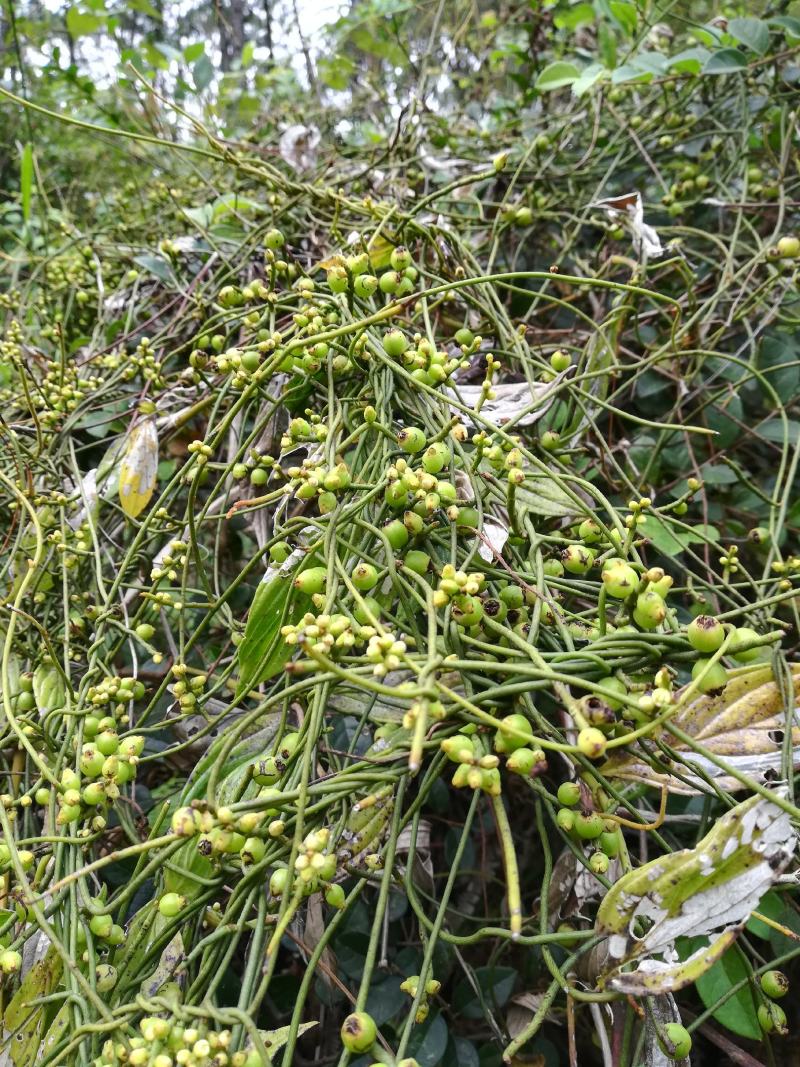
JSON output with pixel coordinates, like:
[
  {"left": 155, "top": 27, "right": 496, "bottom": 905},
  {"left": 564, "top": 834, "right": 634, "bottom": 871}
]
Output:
[
  {"left": 596, "top": 795, "right": 796, "bottom": 994},
  {"left": 600, "top": 665, "right": 800, "bottom": 793}
]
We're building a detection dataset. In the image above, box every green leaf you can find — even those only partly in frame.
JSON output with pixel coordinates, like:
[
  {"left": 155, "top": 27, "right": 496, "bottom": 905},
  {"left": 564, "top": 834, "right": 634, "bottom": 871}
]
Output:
[
  {"left": 609, "top": 1, "right": 637, "bottom": 36},
  {"left": 571, "top": 63, "right": 607, "bottom": 97},
  {"left": 746, "top": 889, "right": 787, "bottom": 939},
  {"left": 193, "top": 54, "right": 214, "bottom": 91},
  {"left": 727, "top": 17, "right": 770, "bottom": 55},
  {"left": 771, "top": 15, "right": 800, "bottom": 39},
  {"left": 20, "top": 144, "right": 33, "bottom": 223},
  {"left": 755, "top": 418, "right": 800, "bottom": 445},
  {"left": 132, "top": 253, "right": 173, "bottom": 282},
  {"left": 644, "top": 519, "right": 719, "bottom": 556},
  {"left": 554, "top": 3, "right": 594, "bottom": 31},
  {"left": 183, "top": 42, "right": 205, "bottom": 62},
  {"left": 453, "top": 965, "right": 517, "bottom": 1018},
  {"left": 535, "top": 61, "right": 580, "bottom": 91},
  {"left": 669, "top": 47, "right": 711, "bottom": 74},
  {"left": 679, "top": 938, "right": 761, "bottom": 1039},
  {"left": 236, "top": 554, "right": 315, "bottom": 697},
  {"left": 703, "top": 48, "right": 747, "bottom": 75},
  {"left": 66, "top": 6, "right": 105, "bottom": 36},
  {"left": 405, "top": 1009, "right": 449, "bottom": 1066},
  {"left": 33, "top": 663, "right": 66, "bottom": 715}
]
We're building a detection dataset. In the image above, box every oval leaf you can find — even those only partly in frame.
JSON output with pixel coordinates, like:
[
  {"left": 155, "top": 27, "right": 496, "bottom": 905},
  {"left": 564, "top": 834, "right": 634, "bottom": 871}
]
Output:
[{"left": 119, "top": 418, "right": 159, "bottom": 519}]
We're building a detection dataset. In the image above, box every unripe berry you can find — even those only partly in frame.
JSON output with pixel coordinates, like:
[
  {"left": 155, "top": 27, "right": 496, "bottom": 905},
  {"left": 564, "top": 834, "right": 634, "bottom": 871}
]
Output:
[
  {"left": 561, "top": 545, "right": 595, "bottom": 575},
  {"left": 577, "top": 727, "right": 607, "bottom": 759},
  {"left": 574, "top": 811, "right": 604, "bottom": 840},
  {"left": 0, "top": 949, "right": 22, "bottom": 974},
  {"left": 506, "top": 747, "right": 544, "bottom": 776},
  {"left": 776, "top": 235, "right": 800, "bottom": 258},
  {"left": 589, "top": 851, "right": 609, "bottom": 874},
  {"left": 340, "top": 1011, "right": 377, "bottom": 1053},
  {"left": 761, "top": 970, "right": 789, "bottom": 999},
  {"left": 390, "top": 246, "right": 413, "bottom": 271},
  {"left": 294, "top": 567, "right": 326, "bottom": 595},
  {"left": 383, "top": 329, "right": 408, "bottom": 357},
  {"left": 686, "top": 615, "right": 724, "bottom": 653},
  {"left": 691, "top": 658, "right": 729, "bottom": 694},
  {"left": 325, "top": 883, "right": 346, "bottom": 909},
  {"left": 352, "top": 563, "right": 379, "bottom": 591},
  {"left": 556, "top": 808, "right": 575, "bottom": 832},
  {"left": 397, "top": 426, "right": 427, "bottom": 454},
  {"left": 158, "top": 892, "right": 186, "bottom": 918},
  {"left": 758, "top": 1000, "right": 788, "bottom": 1035},
  {"left": 494, "top": 713, "right": 533, "bottom": 754},
  {"left": 550, "top": 350, "right": 570, "bottom": 373},
  {"left": 557, "top": 782, "right": 581, "bottom": 807},
  {"left": 730, "top": 626, "right": 762, "bottom": 663},
  {"left": 658, "top": 1022, "right": 692, "bottom": 1059},
  {"left": 632, "top": 590, "right": 666, "bottom": 630},
  {"left": 602, "top": 564, "right": 638, "bottom": 599}
]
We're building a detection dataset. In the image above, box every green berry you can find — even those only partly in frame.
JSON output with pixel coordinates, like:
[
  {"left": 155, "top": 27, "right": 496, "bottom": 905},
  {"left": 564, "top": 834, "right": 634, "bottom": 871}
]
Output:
[
  {"left": 494, "top": 713, "right": 533, "bottom": 754},
  {"left": 730, "top": 626, "right": 762, "bottom": 663},
  {"left": 250, "top": 467, "right": 268, "bottom": 486},
  {"left": 632, "top": 590, "right": 666, "bottom": 630},
  {"left": 454, "top": 327, "right": 474, "bottom": 347},
  {"left": 383, "top": 520, "right": 409, "bottom": 551},
  {"left": 354, "top": 274, "right": 378, "bottom": 298},
  {"left": 397, "top": 426, "right": 427, "bottom": 454},
  {"left": 691, "top": 658, "right": 729, "bottom": 694},
  {"left": 658, "top": 1022, "right": 692, "bottom": 1059},
  {"left": 589, "top": 852, "right": 609, "bottom": 875},
  {"left": 404, "top": 550, "right": 430, "bottom": 575},
  {"left": 561, "top": 545, "right": 595, "bottom": 575},
  {"left": 340, "top": 1011, "right": 377, "bottom": 1054},
  {"left": 506, "top": 747, "right": 544, "bottom": 776},
  {"left": 352, "top": 563, "right": 379, "bottom": 591},
  {"left": 265, "top": 228, "right": 285, "bottom": 250},
  {"left": 574, "top": 811, "right": 604, "bottom": 840},
  {"left": 325, "top": 883, "right": 346, "bottom": 909},
  {"left": 577, "top": 727, "right": 607, "bottom": 759},
  {"left": 421, "top": 441, "right": 449, "bottom": 474},
  {"left": 557, "top": 782, "right": 581, "bottom": 807},
  {"left": 599, "top": 830, "right": 621, "bottom": 857},
  {"left": 761, "top": 970, "right": 789, "bottom": 999},
  {"left": 602, "top": 564, "right": 638, "bottom": 599},
  {"left": 687, "top": 615, "right": 724, "bottom": 653},
  {"left": 158, "top": 892, "right": 186, "bottom": 918},
  {"left": 550, "top": 350, "right": 571, "bottom": 373},
  {"left": 294, "top": 567, "right": 327, "bottom": 595},
  {"left": 383, "top": 330, "right": 408, "bottom": 357},
  {"left": 89, "top": 913, "right": 113, "bottom": 940},
  {"left": 135, "top": 623, "right": 155, "bottom": 641},
  {"left": 776, "top": 235, "right": 800, "bottom": 258},
  {"left": 390, "top": 246, "right": 412, "bottom": 271},
  {"left": 758, "top": 1000, "right": 788, "bottom": 1035},
  {"left": 556, "top": 808, "right": 575, "bottom": 832}
]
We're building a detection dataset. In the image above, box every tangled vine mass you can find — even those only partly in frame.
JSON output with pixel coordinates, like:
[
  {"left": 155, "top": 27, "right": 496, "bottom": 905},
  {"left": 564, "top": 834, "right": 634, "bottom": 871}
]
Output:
[{"left": 2, "top": 4, "right": 800, "bottom": 1066}]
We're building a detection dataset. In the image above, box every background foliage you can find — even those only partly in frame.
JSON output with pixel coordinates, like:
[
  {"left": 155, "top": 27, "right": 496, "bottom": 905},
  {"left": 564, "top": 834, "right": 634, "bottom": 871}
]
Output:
[{"left": 2, "top": 1, "right": 800, "bottom": 1066}]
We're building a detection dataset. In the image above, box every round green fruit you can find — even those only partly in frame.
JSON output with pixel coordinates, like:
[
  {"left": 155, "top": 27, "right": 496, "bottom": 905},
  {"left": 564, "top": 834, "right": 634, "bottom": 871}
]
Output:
[{"left": 340, "top": 1011, "right": 377, "bottom": 1054}]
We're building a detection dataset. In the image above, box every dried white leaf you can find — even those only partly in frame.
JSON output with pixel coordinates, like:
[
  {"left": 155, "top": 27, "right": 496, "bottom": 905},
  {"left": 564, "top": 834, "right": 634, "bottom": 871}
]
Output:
[
  {"left": 590, "top": 190, "right": 663, "bottom": 260},
  {"left": 279, "top": 125, "right": 320, "bottom": 171},
  {"left": 445, "top": 380, "right": 556, "bottom": 428}
]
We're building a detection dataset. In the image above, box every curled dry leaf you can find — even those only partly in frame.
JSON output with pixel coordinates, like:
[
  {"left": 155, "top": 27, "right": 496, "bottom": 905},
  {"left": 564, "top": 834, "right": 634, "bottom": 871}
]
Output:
[
  {"left": 595, "top": 794, "right": 796, "bottom": 995},
  {"left": 590, "top": 190, "right": 664, "bottom": 260},
  {"left": 445, "top": 379, "right": 558, "bottom": 429},
  {"left": 600, "top": 665, "right": 800, "bottom": 794}
]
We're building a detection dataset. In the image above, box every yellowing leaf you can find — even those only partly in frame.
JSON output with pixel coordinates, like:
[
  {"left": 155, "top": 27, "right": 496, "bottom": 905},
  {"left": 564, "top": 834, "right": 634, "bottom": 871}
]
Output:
[
  {"left": 119, "top": 418, "right": 159, "bottom": 519},
  {"left": 3, "top": 945, "right": 63, "bottom": 1066},
  {"left": 596, "top": 795, "right": 795, "bottom": 994},
  {"left": 601, "top": 665, "right": 800, "bottom": 793}
]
